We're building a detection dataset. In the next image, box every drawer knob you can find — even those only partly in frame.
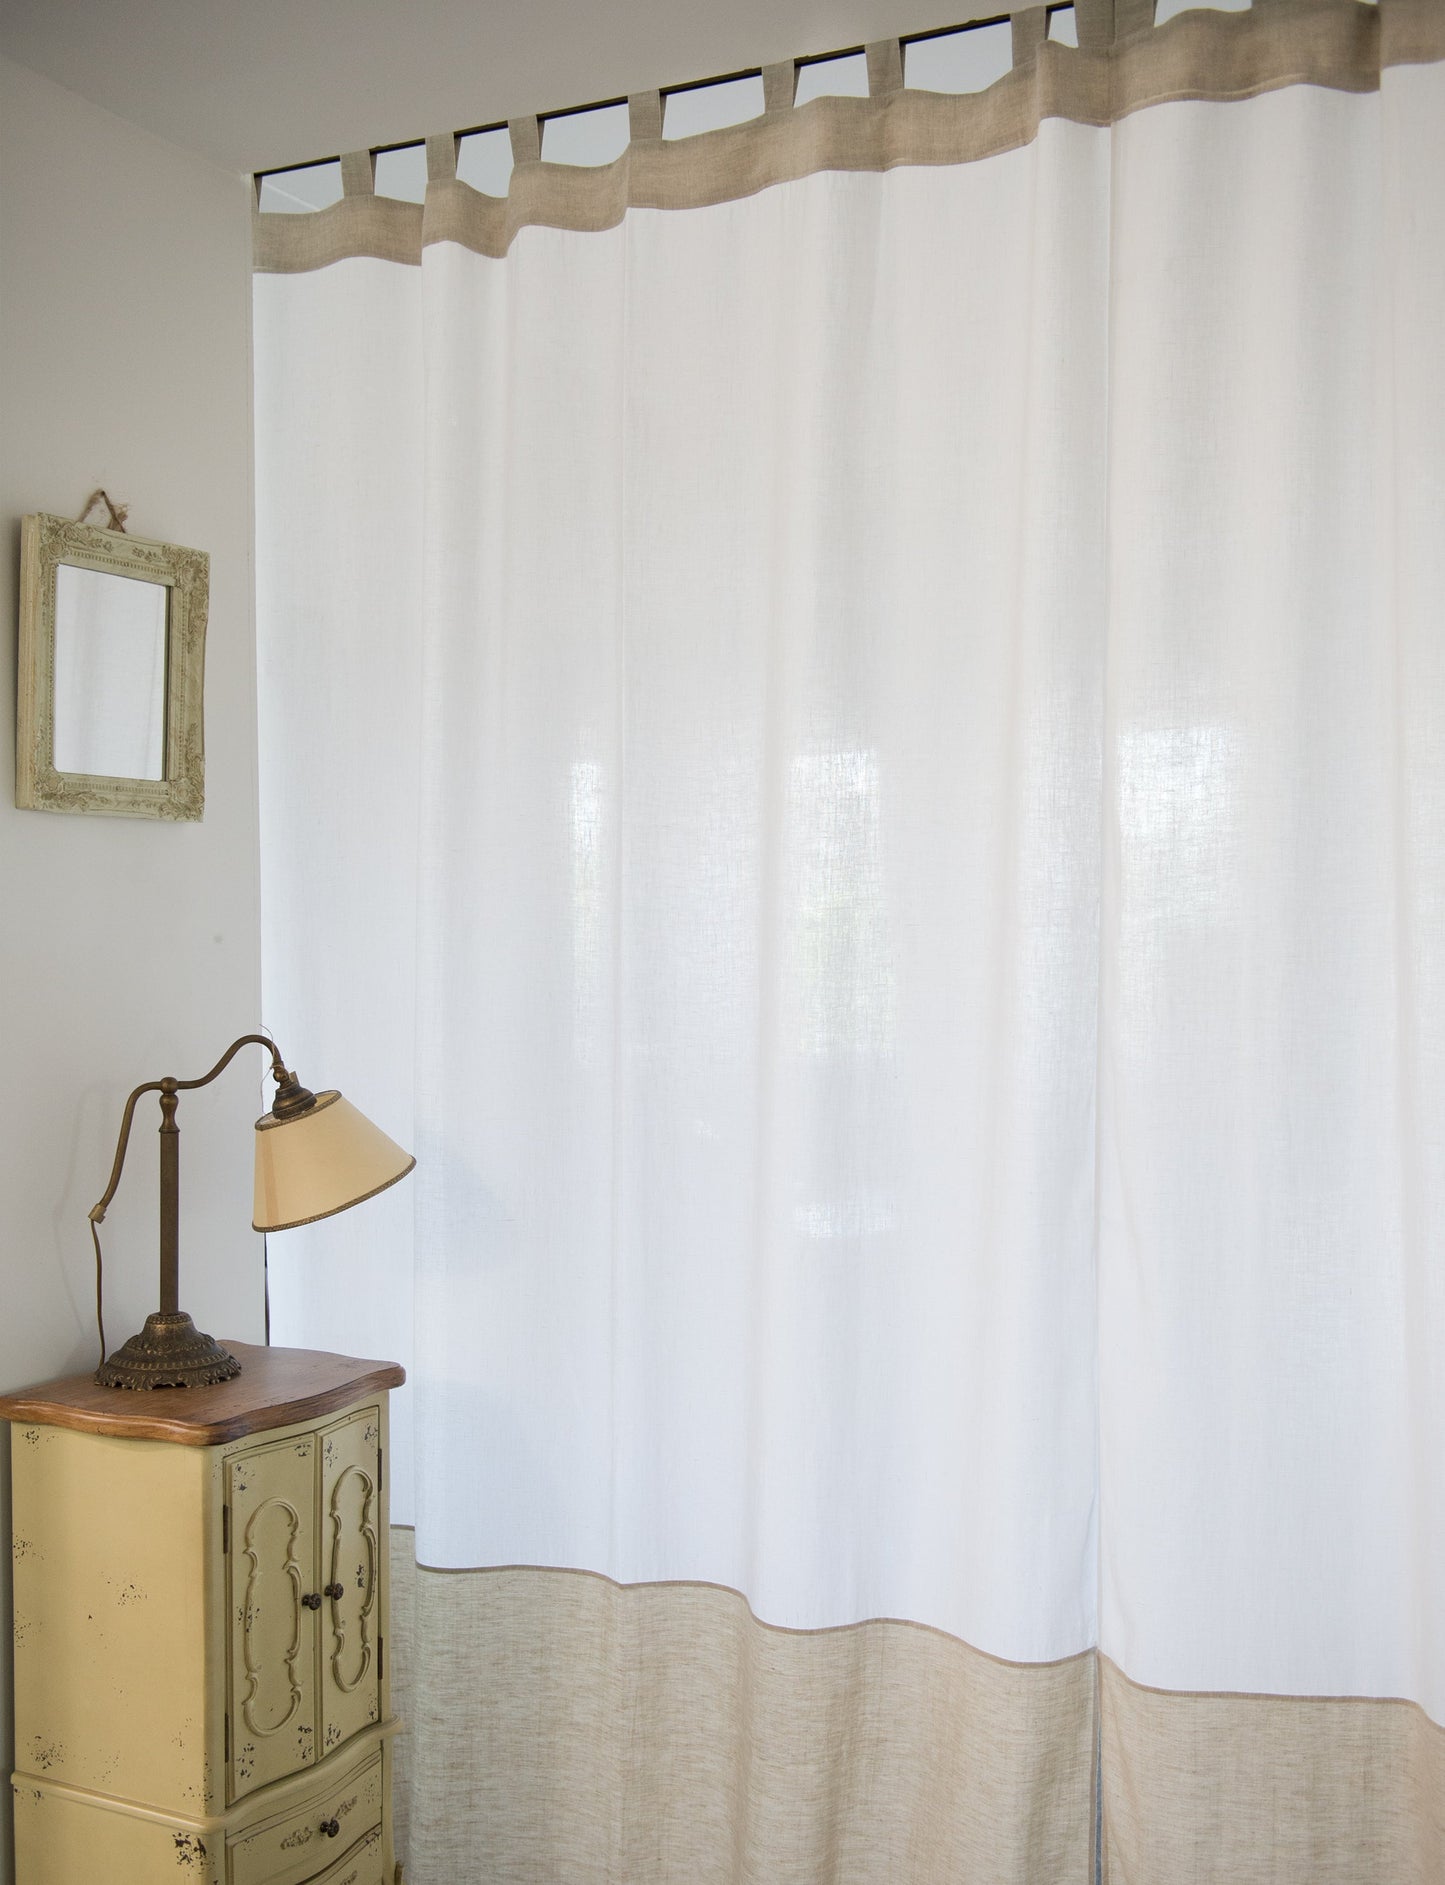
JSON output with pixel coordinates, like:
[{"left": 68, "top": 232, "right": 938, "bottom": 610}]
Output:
[
  {"left": 320, "top": 1816, "right": 341, "bottom": 1838},
  {"left": 324, "top": 1582, "right": 345, "bottom": 1601},
  {"left": 301, "top": 1591, "right": 323, "bottom": 1610}
]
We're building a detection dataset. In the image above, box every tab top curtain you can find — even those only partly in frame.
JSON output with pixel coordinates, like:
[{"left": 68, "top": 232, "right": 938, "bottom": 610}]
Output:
[{"left": 253, "top": 4, "right": 1445, "bottom": 1878}]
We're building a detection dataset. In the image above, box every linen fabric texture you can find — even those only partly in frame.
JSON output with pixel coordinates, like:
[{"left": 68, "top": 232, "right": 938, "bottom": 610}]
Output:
[{"left": 254, "top": 6, "right": 1445, "bottom": 1877}]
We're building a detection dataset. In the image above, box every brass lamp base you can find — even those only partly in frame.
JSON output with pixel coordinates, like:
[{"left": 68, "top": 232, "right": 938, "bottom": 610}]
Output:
[{"left": 95, "top": 1313, "right": 241, "bottom": 1390}]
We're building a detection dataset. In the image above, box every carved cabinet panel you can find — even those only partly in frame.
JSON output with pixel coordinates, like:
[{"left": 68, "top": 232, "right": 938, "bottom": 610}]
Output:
[
  {"left": 227, "top": 1435, "right": 319, "bottom": 1800},
  {"left": 319, "top": 1409, "right": 383, "bottom": 1756}
]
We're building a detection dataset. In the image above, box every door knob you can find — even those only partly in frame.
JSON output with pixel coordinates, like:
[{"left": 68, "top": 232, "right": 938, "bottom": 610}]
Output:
[
  {"left": 301, "top": 1591, "right": 322, "bottom": 1610},
  {"left": 324, "top": 1582, "right": 345, "bottom": 1600}
]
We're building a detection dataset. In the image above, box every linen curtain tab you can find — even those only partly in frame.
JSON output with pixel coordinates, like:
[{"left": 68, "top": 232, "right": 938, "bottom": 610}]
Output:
[
  {"left": 254, "top": 1, "right": 1445, "bottom": 1878},
  {"left": 254, "top": 0, "right": 1445, "bottom": 270}
]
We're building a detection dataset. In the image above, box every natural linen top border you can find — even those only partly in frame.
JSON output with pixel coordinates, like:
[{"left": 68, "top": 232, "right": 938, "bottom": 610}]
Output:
[{"left": 252, "top": 0, "right": 1445, "bottom": 272}]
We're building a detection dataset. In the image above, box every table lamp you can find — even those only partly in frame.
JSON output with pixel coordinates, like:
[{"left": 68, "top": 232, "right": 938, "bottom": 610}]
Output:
[{"left": 89, "top": 1032, "right": 414, "bottom": 1389}]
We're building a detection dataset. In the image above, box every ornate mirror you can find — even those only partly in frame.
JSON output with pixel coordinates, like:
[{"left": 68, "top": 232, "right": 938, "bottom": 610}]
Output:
[{"left": 16, "top": 512, "right": 207, "bottom": 820}]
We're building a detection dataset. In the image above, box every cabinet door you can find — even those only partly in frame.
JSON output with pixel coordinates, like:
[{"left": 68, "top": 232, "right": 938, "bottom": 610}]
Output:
[
  {"left": 318, "top": 1408, "right": 383, "bottom": 1755},
  {"left": 227, "top": 1434, "right": 319, "bottom": 1800}
]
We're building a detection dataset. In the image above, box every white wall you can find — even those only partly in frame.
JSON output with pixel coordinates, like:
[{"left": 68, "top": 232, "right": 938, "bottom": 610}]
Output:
[{"left": 0, "top": 54, "right": 260, "bottom": 1879}]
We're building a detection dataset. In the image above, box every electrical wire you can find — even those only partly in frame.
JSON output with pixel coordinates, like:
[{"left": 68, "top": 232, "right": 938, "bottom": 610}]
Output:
[{"left": 92, "top": 1216, "right": 107, "bottom": 1368}]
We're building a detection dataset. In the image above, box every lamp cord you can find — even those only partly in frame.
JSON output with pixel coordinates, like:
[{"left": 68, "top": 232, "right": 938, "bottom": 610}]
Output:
[{"left": 92, "top": 1217, "right": 108, "bottom": 1368}]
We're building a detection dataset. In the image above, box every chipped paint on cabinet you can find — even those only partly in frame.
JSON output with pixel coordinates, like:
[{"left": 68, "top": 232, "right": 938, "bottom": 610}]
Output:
[
  {"left": 6, "top": 1363, "right": 399, "bottom": 1882},
  {"left": 11, "top": 1788, "right": 227, "bottom": 1884},
  {"left": 10, "top": 1425, "right": 215, "bottom": 1813}
]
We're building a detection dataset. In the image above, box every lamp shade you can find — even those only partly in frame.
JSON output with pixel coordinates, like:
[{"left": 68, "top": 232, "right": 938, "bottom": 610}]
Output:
[{"left": 253, "top": 1090, "right": 415, "bottom": 1232}]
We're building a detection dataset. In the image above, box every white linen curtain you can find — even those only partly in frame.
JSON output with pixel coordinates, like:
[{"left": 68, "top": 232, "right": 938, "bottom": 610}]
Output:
[{"left": 254, "top": 4, "right": 1445, "bottom": 1878}]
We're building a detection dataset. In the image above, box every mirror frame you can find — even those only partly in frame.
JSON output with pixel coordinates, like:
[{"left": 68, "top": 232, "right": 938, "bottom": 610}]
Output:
[{"left": 16, "top": 513, "right": 208, "bottom": 820}]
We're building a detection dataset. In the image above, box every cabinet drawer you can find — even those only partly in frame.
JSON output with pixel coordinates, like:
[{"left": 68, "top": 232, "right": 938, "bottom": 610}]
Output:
[
  {"left": 305, "top": 1827, "right": 386, "bottom": 1885},
  {"left": 230, "top": 1751, "right": 383, "bottom": 1885}
]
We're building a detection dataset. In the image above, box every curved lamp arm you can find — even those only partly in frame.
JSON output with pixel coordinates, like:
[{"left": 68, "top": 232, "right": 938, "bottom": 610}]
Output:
[{"left": 89, "top": 1033, "right": 299, "bottom": 1227}]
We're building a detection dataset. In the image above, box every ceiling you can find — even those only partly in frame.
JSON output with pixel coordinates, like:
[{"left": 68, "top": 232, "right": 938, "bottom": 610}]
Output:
[{"left": 0, "top": 0, "right": 999, "bottom": 176}]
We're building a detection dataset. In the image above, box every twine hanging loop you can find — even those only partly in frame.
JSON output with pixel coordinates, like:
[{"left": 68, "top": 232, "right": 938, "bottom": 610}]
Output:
[{"left": 76, "top": 488, "right": 129, "bottom": 532}]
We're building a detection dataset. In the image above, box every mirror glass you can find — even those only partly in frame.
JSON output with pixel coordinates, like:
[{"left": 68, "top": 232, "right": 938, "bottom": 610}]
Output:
[{"left": 52, "top": 564, "right": 169, "bottom": 780}]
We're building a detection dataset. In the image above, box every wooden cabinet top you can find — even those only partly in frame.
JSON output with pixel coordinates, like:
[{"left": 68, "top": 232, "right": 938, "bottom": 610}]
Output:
[{"left": 0, "top": 1343, "right": 405, "bottom": 1446}]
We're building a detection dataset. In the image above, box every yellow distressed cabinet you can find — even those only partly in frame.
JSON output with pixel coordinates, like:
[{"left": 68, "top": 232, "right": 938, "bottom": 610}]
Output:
[{"left": 0, "top": 1344, "right": 405, "bottom": 1885}]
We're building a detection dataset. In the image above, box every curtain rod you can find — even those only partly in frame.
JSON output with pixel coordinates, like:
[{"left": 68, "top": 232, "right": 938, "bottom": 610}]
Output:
[{"left": 253, "top": 5, "right": 1047, "bottom": 182}]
